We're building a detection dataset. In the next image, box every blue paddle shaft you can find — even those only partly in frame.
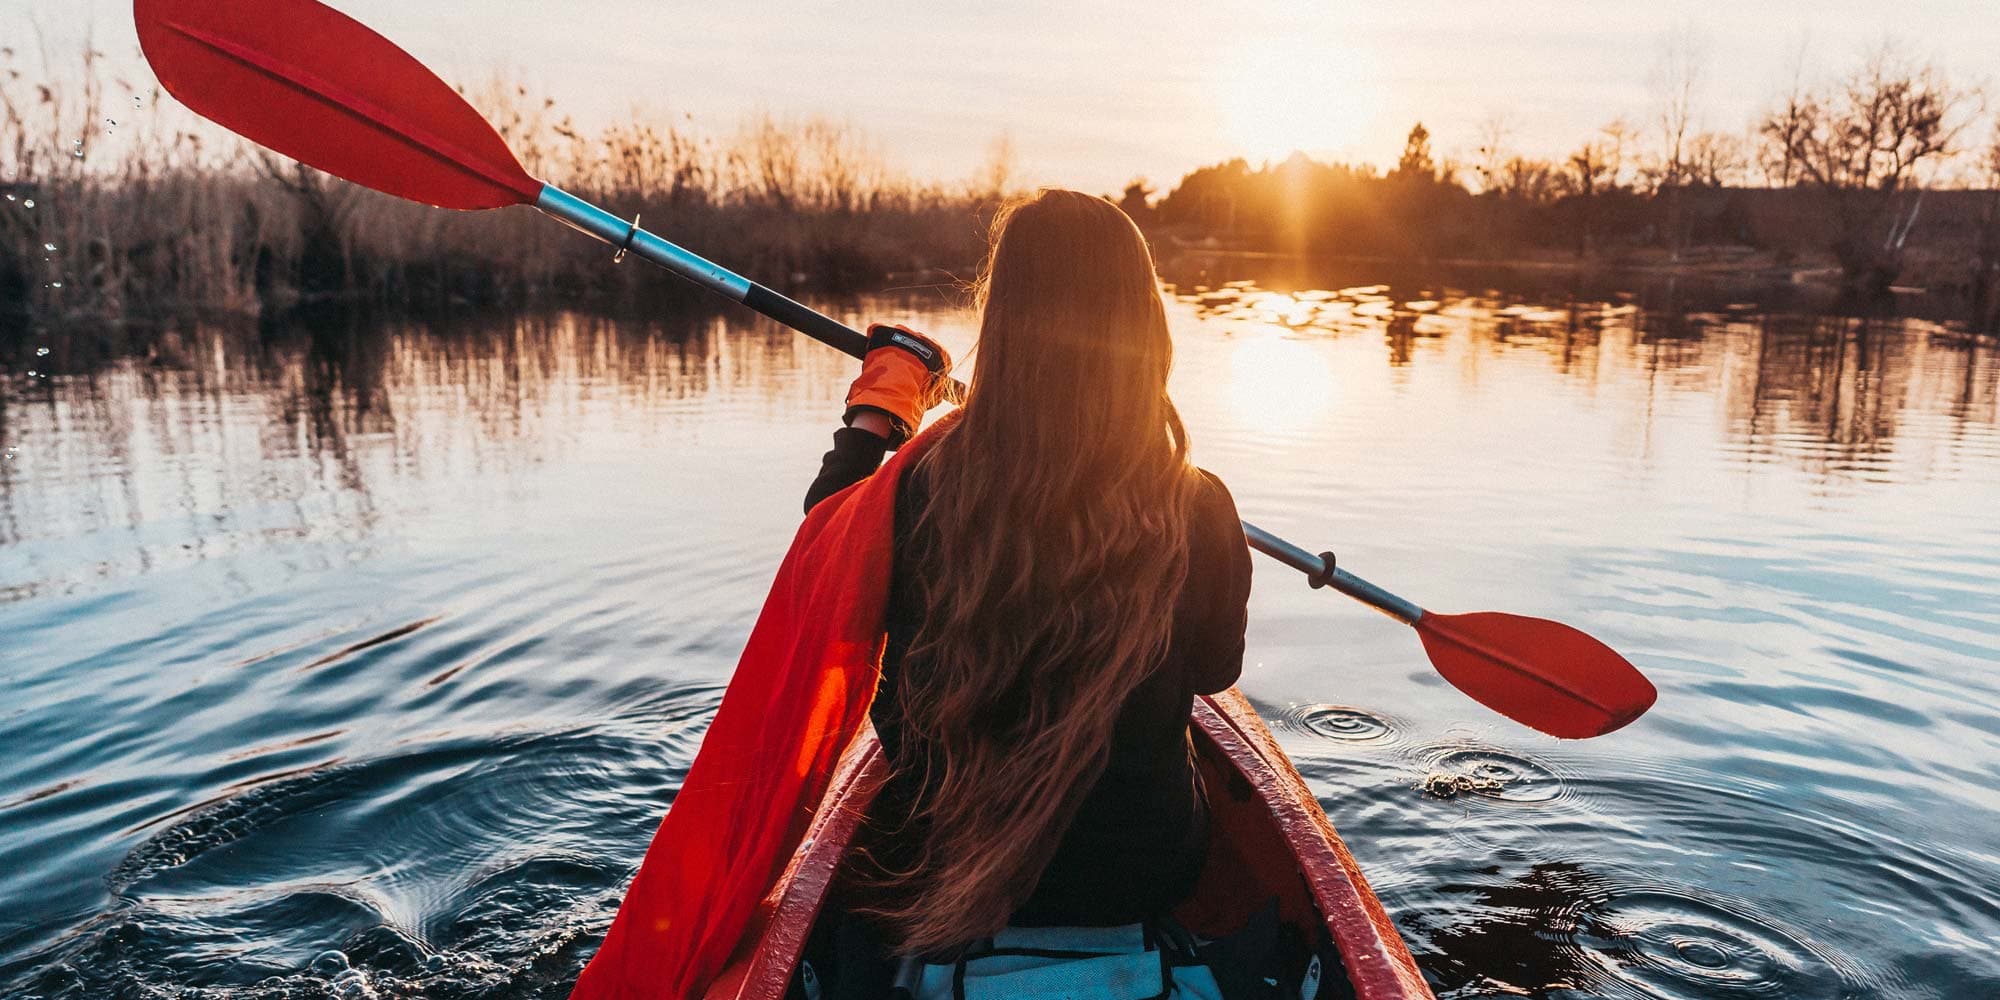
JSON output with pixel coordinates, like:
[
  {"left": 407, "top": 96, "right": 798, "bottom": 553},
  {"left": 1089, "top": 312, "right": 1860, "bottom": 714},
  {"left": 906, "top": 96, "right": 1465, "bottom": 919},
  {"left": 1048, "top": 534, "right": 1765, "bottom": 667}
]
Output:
[{"left": 1241, "top": 524, "right": 1424, "bottom": 623}]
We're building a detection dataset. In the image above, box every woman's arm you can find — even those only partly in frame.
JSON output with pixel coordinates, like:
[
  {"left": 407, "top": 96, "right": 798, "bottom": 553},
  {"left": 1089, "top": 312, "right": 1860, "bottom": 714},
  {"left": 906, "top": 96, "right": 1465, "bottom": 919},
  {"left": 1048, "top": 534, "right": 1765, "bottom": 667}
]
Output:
[
  {"left": 1189, "top": 473, "right": 1253, "bottom": 695},
  {"left": 804, "top": 325, "right": 950, "bottom": 513},
  {"left": 847, "top": 409, "right": 896, "bottom": 440},
  {"left": 803, "top": 424, "right": 891, "bottom": 513}
]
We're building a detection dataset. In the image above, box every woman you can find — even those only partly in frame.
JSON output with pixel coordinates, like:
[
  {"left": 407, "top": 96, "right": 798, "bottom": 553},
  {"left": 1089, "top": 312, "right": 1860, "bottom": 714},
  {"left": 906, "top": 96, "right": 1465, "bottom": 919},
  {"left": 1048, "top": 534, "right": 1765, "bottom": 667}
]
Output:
[{"left": 803, "top": 188, "right": 1254, "bottom": 995}]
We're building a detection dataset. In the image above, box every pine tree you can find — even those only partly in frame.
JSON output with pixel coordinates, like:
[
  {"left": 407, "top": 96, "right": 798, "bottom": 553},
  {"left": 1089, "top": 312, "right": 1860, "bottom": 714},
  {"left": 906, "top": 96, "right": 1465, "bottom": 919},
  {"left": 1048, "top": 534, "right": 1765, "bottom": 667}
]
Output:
[{"left": 1391, "top": 123, "right": 1436, "bottom": 183}]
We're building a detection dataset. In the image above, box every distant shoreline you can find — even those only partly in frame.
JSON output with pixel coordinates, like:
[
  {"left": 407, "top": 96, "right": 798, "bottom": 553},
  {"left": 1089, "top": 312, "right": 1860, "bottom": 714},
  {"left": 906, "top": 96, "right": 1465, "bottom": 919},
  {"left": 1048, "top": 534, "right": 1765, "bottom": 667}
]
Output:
[{"left": 1156, "top": 243, "right": 1963, "bottom": 299}]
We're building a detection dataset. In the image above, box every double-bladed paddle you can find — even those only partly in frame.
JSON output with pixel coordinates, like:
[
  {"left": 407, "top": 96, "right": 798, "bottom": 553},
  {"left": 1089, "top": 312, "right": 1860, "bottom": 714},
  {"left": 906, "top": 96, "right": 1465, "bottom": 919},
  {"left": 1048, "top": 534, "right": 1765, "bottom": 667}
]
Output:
[{"left": 134, "top": 0, "right": 1657, "bottom": 738}]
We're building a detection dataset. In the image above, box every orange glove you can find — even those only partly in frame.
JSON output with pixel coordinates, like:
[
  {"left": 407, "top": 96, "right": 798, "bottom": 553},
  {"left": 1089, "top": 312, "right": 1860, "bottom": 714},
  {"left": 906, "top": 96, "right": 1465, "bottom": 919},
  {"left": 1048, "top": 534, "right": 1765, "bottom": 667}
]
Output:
[{"left": 845, "top": 323, "right": 952, "bottom": 448}]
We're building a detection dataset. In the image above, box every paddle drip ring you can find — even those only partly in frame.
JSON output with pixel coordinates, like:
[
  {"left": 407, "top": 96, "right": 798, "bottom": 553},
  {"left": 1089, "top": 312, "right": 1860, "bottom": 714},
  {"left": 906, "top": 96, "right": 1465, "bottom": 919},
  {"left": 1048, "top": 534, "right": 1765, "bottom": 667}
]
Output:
[
  {"left": 613, "top": 212, "right": 642, "bottom": 263},
  {"left": 1308, "top": 551, "right": 1338, "bottom": 589}
]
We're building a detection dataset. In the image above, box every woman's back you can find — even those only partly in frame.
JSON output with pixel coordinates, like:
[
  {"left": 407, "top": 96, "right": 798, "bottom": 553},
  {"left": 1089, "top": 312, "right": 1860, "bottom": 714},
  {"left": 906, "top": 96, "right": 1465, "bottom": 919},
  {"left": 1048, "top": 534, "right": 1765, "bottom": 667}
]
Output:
[
  {"left": 810, "top": 189, "right": 1253, "bottom": 957},
  {"left": 807, "top": 438, "right": 1251, "bottom": 930}
]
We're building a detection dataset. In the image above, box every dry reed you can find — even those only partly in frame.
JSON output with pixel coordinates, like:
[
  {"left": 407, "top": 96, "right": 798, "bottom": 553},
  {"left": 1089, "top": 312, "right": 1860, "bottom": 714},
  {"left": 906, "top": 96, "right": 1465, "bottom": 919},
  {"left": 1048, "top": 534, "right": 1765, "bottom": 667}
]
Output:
[{"left": 1, "top": 50, "right": 1004, "bottom": 328}]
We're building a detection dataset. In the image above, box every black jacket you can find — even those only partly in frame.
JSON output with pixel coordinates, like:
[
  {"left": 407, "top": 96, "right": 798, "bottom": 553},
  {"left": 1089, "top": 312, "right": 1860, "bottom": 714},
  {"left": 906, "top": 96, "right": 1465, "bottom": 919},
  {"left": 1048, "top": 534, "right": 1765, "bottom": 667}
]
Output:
[{"left": 806, "top": 426, "right": 1253, "bottom": 926}]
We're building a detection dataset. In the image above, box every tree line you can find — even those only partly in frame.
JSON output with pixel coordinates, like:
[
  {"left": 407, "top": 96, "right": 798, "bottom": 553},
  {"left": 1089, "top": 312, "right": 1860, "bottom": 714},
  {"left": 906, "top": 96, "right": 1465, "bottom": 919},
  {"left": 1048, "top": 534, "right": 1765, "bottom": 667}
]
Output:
[
  {"left": 1134, "top": 41, "right": 1999, "bottom": 324},
  {"left": 3, "top": 37, "right": 1998, "bottom": 334}
]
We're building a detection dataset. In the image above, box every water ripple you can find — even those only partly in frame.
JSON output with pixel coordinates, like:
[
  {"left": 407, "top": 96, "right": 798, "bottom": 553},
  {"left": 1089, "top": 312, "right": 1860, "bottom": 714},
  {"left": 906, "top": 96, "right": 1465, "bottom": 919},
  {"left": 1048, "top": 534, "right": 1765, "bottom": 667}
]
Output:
[
  {"left": 1416, "top": 744, "right": 1570, "bottom": 806},
  {"left": 1564, "top": 887, "right": 1857, "bottom": 999},
  {"left": 4, "top": 288, "right": 1998, "bottom": 998},
  {"left": 1278, "top": 703, "right": 1397, "bottom": 745}
]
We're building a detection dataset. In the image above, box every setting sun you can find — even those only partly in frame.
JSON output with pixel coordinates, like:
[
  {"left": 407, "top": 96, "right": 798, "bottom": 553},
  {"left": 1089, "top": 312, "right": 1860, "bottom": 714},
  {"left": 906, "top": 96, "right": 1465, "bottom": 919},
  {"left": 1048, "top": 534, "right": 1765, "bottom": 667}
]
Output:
[{"left": 1214, "top": 32, "right": 1385, "bottom": 164}]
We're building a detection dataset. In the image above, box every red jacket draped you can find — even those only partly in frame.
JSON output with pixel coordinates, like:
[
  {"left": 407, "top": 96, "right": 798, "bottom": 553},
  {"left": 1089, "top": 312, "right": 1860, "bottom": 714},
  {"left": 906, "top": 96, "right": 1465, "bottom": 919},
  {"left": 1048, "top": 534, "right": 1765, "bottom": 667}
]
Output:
[{"left": 568, "top": 416, "right": 949, "bottom": 1000}]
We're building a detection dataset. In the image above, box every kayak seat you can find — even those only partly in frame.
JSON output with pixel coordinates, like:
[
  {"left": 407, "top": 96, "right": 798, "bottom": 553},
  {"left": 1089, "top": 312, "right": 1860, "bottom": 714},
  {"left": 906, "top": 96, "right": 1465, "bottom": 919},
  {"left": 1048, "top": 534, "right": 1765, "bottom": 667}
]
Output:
[{"left": 792, "top": 906, "right": 1295, "bottom": 1000}]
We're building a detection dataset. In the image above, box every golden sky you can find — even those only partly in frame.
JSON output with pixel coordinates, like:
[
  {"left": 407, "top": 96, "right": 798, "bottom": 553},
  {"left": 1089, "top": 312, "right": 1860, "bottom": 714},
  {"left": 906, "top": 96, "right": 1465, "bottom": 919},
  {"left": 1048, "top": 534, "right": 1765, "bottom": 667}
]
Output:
[{"left": 7, "top": 0, "right": 1996, "bottom": 191}]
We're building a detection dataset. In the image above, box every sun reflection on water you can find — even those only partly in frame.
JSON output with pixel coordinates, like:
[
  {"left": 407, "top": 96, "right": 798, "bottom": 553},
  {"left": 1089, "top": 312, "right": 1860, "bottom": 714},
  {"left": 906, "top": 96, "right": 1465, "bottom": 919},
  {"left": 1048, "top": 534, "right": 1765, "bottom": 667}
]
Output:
[{"left": 1221, "top": 327, "right": 1339, "bottom": 434}]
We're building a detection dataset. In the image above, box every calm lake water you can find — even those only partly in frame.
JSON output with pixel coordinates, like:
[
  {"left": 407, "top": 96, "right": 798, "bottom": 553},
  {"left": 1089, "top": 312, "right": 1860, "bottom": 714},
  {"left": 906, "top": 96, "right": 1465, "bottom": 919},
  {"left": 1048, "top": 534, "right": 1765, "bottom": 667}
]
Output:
[{"left": 3, "top": 262, "right": 1998, "bottom": 999}]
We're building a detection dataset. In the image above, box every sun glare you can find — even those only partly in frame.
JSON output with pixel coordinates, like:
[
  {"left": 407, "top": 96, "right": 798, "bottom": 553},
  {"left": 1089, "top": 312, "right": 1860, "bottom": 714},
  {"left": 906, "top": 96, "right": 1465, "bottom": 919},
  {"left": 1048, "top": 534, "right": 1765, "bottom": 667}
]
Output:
[
  {"left": 1215, "top": 32, "right": 1385, "bottom": 164},
  {"left": 1224, "top": 332, "right": 1337, "bottom": 434}
]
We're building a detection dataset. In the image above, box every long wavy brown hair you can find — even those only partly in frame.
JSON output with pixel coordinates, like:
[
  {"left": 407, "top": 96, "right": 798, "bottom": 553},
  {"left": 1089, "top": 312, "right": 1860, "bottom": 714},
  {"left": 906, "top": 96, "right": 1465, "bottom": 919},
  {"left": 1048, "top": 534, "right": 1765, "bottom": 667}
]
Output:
[{"left": 860, "top": 189, "right": 1202, "bottom": 954}]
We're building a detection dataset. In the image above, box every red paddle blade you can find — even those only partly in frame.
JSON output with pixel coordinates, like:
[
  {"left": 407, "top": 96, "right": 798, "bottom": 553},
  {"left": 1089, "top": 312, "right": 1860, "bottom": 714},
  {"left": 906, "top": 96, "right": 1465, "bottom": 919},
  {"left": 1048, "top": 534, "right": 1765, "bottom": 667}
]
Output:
[
  {"left": 135, "top": 0, "right": 541, "bottom": 210},
  {"left": 1415, "top": 611, "right": 1655, "bottom": 738}
]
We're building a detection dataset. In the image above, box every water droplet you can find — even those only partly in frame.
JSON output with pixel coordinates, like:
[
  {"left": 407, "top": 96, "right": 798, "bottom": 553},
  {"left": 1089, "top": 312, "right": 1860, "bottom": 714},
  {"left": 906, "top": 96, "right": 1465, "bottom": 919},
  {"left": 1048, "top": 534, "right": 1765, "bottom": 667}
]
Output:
[
  {"left": 310, "top": 949, "right": 351, "bottom": 978},
  {"left": 3, "top": 193, "right": 13, "bottom": 202},
  {"left": 22, "top": 199, "right": 33, "bottom": 208},
  {"left": 134, "top": 96, "right": 143, "bottom": 109},
  {"left": 105, "top": 118, "right": 117, "bottom": 127},
  {"left": 26, "top": 369, "right": 37, "bottom": 377},
  {"left": 42, "top": 242, "right": 56, "bottom": 252},
  {"left": 35, "top": 347, "right": 49, "bottom": 356},
  {"left": 50, "top": 281, "right": 63, "bottom": 289}
]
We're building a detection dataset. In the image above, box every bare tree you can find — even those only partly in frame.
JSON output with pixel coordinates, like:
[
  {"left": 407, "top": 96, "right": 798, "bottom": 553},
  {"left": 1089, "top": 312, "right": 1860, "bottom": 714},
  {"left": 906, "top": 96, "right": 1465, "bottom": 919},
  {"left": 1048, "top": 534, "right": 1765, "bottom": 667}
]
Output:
[
  {"left": 1473, "top": 112, "right": 1513, "bottom": 195},
  {"left": 1759, "top": 37, "right": 1814, "bottom": 186},
  {"left": 1685, "top": 131, "right": 1748, "bottom": 187},
  {"left": 1497, "top": 156, "right": 1560, "bottom": 204},
  {"left": 1598, "top": 117, "right": 1639, "bottom": 192},
  {"left": 1757, "top": 42, "right": 1971, "bottom": 288},
  {"left": 1650, "top": 25, "right": 1706, "bottom": 192},
  {"left": 1648, "top": 26, "right": 1707, "bottom": 258},
  {"left": 1555, "top": 116, "right": 1674, "bottom": 260},
  {"left": 1564, "top": 138, "right": 1613, "bottom": 258},
  {"left": 1565, "top": 140, "right": 1611, "bottom": 198},
  {"left": 1762, "top": 44, "right": 1965, "bottom": 193}
]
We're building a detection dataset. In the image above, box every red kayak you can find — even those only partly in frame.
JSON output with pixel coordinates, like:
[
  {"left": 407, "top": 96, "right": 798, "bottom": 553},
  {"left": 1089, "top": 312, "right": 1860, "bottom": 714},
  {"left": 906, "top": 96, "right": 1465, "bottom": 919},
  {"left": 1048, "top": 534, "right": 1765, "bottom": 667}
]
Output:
[{"left": 699, "top": 687, "right": 1435, "bottom": 1000}]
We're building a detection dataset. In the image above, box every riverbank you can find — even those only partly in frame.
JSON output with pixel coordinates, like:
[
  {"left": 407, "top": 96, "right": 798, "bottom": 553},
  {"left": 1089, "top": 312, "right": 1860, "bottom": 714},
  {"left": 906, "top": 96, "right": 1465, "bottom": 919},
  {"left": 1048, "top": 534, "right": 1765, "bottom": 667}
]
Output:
[
  {"left": 1, "top": 67, "right": 1003, "bottom": 331},
  {"left": 0, "top": 172, "right": 996, "bottom": 327}
]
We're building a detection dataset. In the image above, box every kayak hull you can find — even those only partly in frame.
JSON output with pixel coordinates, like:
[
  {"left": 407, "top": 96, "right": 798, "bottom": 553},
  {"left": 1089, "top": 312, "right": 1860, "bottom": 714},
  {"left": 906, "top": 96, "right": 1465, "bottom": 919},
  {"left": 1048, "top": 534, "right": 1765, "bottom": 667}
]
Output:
[{"left": 699, "top": 687, "right": 1433, "bottom": 1000}]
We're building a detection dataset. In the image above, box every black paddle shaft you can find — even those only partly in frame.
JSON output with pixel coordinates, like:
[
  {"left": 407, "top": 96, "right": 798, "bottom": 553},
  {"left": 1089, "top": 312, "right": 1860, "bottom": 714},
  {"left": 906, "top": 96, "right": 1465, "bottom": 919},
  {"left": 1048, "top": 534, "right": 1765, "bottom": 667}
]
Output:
[{"left": 741, "top": 284, "right": 971, "bottom": 399}]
